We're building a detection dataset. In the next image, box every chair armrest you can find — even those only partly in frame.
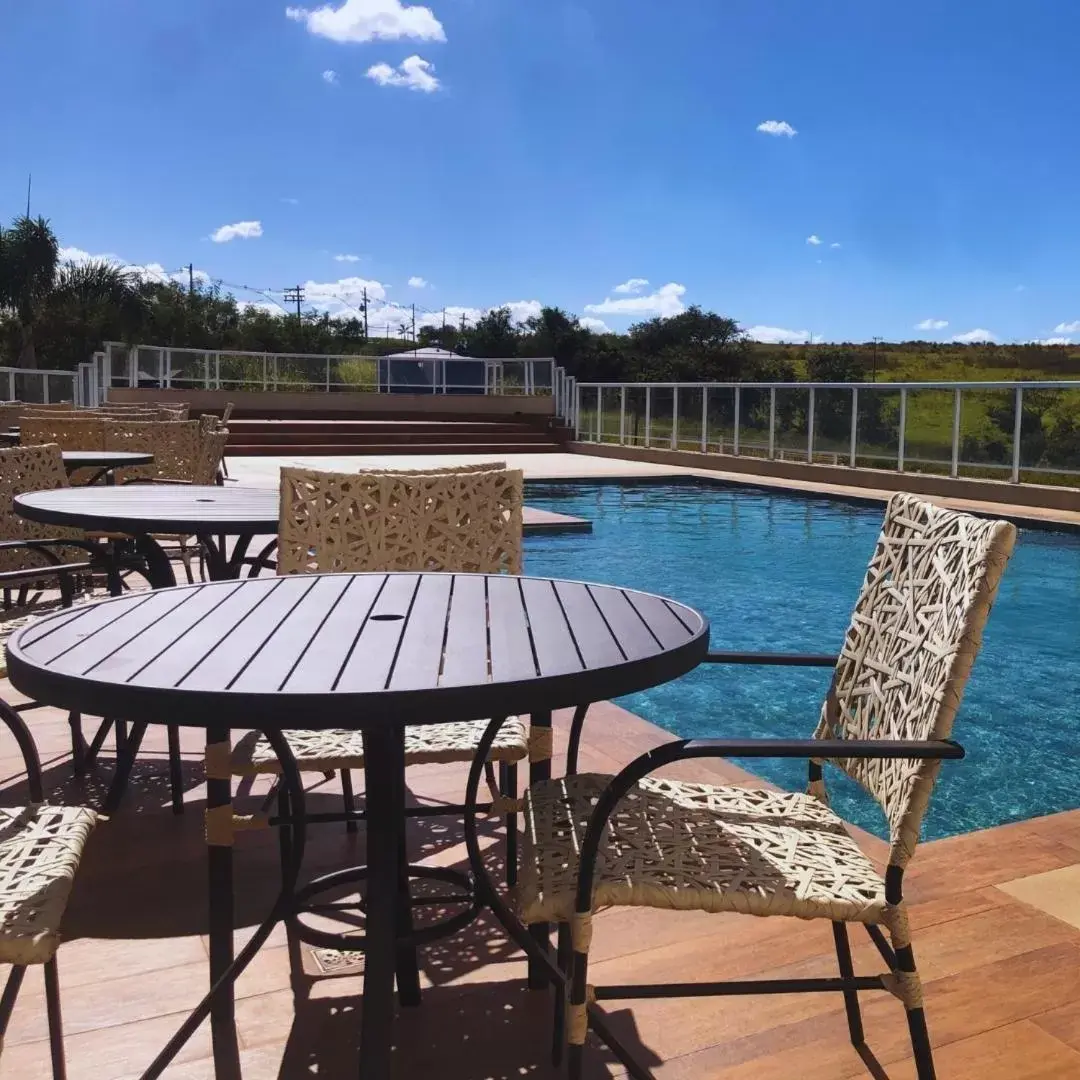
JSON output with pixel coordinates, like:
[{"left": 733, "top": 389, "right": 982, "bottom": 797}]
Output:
[
  {"left": 0, "top": 561, "right": 94, "bottom": 586},
  {"left": 678, "top": 737, "right": 964, "bottom": 761},
  {"left": 0, "top": 537, "right": 105, "bottom": 560},
  {"left": 0, "top": 699, "right": 43, "bottom": 800},
  {"left": 122, "top": 478, "right": 190, "bottom": 486},
  {"left": 704, "top": 651, "right": 837, "bottom": 667}
]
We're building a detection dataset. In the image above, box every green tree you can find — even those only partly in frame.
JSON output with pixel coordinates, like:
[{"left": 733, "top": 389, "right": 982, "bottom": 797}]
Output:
[
  {"left": 463, "top": 306, "right": 519, "bottom": 358},
  {"left": 0, "top": 215, "right": 60, "bottom": 368}
]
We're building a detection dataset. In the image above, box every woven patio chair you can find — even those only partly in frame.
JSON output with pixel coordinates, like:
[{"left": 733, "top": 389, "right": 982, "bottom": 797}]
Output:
[
  {"left": 0, "top": 695, "right": 99, "bottom": 1080},
  {"left": 514, "top": 493, "right": 1016, "bottom": 1079},
  {"left": 230, "top": 463, "right": 532, "bottom": 882},
  {"left": 0, "top": 444, "right": 108, "bottom": 773}
]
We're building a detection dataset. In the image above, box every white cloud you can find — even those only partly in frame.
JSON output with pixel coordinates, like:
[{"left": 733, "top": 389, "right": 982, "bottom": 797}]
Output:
[
  {"left": 366, "top": 55, "right": 439, "bottom": 91},
  {"left": 210, "top": 220, "right": 263, "bottom": 243},
  {"left": 286, "top": 0, "right": 445, "bottom": 43},
  {"left": 1014, "top": 284, "right": 1026, "bottom": 292},
  {"left": 579, "top": 316, "right": 610, "bottom": 334},
  {"left": 806, "top": 234, "right": 821, "bottom": 246},
  {"left": 503, "top": 300, "right": 543, "bottom": 324},
  {"left": 756, "top": 120, "right": 797, "bottom": 137},
  {"left": 407, "top": 275, "right": 428, "bottom": 288},
  {"left": 1030, "top": 337, "right": 1071, "bottom": 346},
  {"left": 280, "top": 197, "right": 300, "bottom": 205},
  {"left": 745, "top": 325, "right": 818, "bottom": 344},
  {"left": 334, "top": 253, "right": 361, "bottom": 262},
  {"left": 322, "top": 69, "right": 339, "bottom": 84},
  {"left": 1053, "top": 321, "right": 1080, "bottom": 333},
  {"left": 830, "top": 242, "right": 841, "bottom": 249},
  {"left": 915, "top": 318, "right": 949, "bottom": 331},
  {"left": 584, "top": 282, "right": 686, "bottom": 318},
  {"left": 612, "top": 278, "right": 648, "bottom": 295},
  {"left": 951, "top": 328, "right": 999, "bottom": 344}
]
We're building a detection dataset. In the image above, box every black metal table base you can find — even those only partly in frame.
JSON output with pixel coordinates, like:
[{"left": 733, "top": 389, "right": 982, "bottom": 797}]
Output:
[
  {"left": 137, "top": 711, "right": 575, "bottom": 1080},
  {"left": 289, "top": 863, "right": 481, "bottom": 952}
]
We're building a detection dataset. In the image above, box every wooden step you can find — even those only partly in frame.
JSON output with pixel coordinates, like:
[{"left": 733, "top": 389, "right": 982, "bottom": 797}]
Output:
[{"left": 225, "top": 441, "right": 563, "bottom": 457}]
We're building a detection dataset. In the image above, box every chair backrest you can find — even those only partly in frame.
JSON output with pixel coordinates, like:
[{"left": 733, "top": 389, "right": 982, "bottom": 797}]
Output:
[
  {"left": 102, "top": 420, "right": 202, "bottom": 482},
  {"left": 278, "top": 465, "right": 524, "bottom": 576},
  {"left": 0, "top": 444, "right": 83, "bottom": 575},
  {"left": 19, "top": 416, "right": 106, "bottom": 451},
  {"left": 813, "top": 492, "right": 1016, "bottom": 869},
  {"left": 192, "top": 431, "right": 229, "bottom": 485}
]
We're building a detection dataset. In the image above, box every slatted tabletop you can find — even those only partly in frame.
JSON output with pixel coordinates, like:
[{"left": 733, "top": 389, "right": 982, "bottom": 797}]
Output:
[
  {"left": 62, "top": 450, "right": 155, "bottom": 470},
  {"left": 5, "top": 573, "right": 709, "bottom": 729},
  {"left": 14, "top": 484, "right": 278, "bottom": 534}
]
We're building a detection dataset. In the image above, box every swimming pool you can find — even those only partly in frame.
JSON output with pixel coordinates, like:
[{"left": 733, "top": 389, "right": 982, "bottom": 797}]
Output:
[{"left": 523, "top": 480, "right": 1080, "bottom": 841}]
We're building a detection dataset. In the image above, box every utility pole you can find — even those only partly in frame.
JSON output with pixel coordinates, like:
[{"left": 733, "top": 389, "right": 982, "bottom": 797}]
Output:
[
  {"left": 871, "top": 336, "right": 882, "bottom": 382},
  {"left": 460, "top": 311, "right": 467, "bottom": 334},
  {"left": 361, "top": 287, "right": 369, "bottom": 340},
  {"left": 283, "top": 285, "right": 305, "bottom": 321},
  {"left": 188, "top": 263, "right": 195, "bottom": 301},
  {"left": 411, "top": 303, "right": 416, "bottom": 345},
  {"left": 25, "top": 174, "right": 31, "bottom": 217}
]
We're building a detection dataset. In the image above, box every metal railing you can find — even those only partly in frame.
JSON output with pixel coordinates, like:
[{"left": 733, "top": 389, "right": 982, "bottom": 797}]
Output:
[
  {"left": 574, "top": 380, "right": 1080, "bottom": 486},
  {"left": 0, "top": 366, "right": 77, "bottom": 405},
  {"left": 97, "top": 343, "right": 556, "bottom": 401}
]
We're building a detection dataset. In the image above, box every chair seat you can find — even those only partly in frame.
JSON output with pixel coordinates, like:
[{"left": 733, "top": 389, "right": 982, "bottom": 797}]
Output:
[
  {"left": 231, "top": 717, "right": 530, "bottom": 776},
  {"left": 517, "top": 773, "right": 887, "bottom": 927},
  {"left": 0, "top": 804, "right": 99, "bottom": 964}
]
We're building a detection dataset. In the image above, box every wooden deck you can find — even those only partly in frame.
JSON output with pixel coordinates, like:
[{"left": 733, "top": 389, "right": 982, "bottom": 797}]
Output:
[{"left": 2, "top": 690, "right": 1080, "bottom": 1079}]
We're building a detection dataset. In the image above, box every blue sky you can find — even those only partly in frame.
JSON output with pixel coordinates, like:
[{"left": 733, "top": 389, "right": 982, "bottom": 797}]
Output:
[{"left": 3, "top": 0, "right": 1079, "bottom": 345}]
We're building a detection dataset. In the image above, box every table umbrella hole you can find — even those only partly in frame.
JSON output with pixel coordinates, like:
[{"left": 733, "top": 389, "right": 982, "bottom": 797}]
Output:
[{"left": 371, "top": 613, "right": 405, "bottom": 621}]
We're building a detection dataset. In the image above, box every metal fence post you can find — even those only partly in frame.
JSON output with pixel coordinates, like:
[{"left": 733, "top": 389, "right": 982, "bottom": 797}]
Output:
[
  {"left": 898, "top": 388, "right": 907, "bottom": 472},
  {"left": 595, "top": 387, "right": 601, "bottom": 442},
  {"left": 951, "top": 388, "right": 962, "bottom": 478},
  {"left": 644, "top": 386, "right": 651, "bottom": 447},
  {"left": 43, "top": 375, "right": 50, "bottom": 404},
  {"left": 671, "top": 386, "right": 679, "bottom": 450},
  {"left": 768, "top": 387, "right": 776, "bottom": 459},
  {"left": 573, "top": 383, "right": 580, "bottom": 440},
  {"left": 849, "top": 387, "right": 859, "bottom": 467},
  {"left": 1011, "top": 386, "right": 1023, "bottom": 483},
  {"left": 698, "top": 387, "right": 707, "bottom": 452},
  {"left": 807, "top": 387, "right": 815, "bottom": 462},
  {"left": 733, "top": 387, "right": 741, "bottom": 456},
  {"left": 619, "top": 385, "right": 626, "bottom": 444},
  {"left": 326, "top": 357, "right": 331, "bottom": 392}
]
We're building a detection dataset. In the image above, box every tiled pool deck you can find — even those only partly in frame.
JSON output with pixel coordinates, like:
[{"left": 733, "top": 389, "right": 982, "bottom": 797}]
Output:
[
  {"left": 3, "top": 454, "right": 1080, "bottom": 1078},
  {"left": 229, "top": 451, "right": 1080, "bottom": 531},
  {"left": 4, "top": 691, "right": 1080, "bottom": 1079}
]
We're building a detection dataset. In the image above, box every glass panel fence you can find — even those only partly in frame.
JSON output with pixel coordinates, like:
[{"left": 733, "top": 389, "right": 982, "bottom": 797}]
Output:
[
  {"left": 772, "top": 386, "right": 810, "bottom": 461},
  {"left": 854, "top": 387, "right": 901, "bottom": 468},
  {"left": 674, "top": 386, "right": 704, "bottom": 451}
]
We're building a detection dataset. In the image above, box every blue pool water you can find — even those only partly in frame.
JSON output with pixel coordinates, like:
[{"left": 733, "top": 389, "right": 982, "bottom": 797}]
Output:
[{"left": 523, "top": 481, "right": 1080, "bottom": 841}]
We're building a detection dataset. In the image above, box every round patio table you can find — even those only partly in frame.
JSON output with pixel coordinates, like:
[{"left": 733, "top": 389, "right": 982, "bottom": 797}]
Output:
[
  {"left": 14, "top": 484, "right": 278, "bottom": 586},
  {"left": 5, "top": 571, "right": 709, "bottom": 1080},
  {"left": 61, "top": 450, "right": 154, "bottom": 485}
]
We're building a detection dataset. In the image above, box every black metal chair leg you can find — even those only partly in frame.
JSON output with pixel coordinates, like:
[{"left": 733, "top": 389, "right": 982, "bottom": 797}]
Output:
[
  {"left": 0, "top": 964, "right": 26, "bottom": 1044},
  {"left": 552, "top": 922, "right": 571, "bottom": 1066},
  {"left": 832, "top": 922, "right": 864, "bottom": 1046},
  {"left": 907, "top": 1004, "right": 936, "bottom": 1079},
  {"left": 44, "top": 957, "right": 67, "bottom": 1080},
  {"left": 68, "top": 712, "right": 87, "bottom": 775},
  {"left": 502, "top": 762, "right": 518, "bottom": 888},
  {"left": 341, "top": 768, "right": 358, "bottom": 835},
  {"left": 167, "top": 725, "right": 185, "bottom": 815}
]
